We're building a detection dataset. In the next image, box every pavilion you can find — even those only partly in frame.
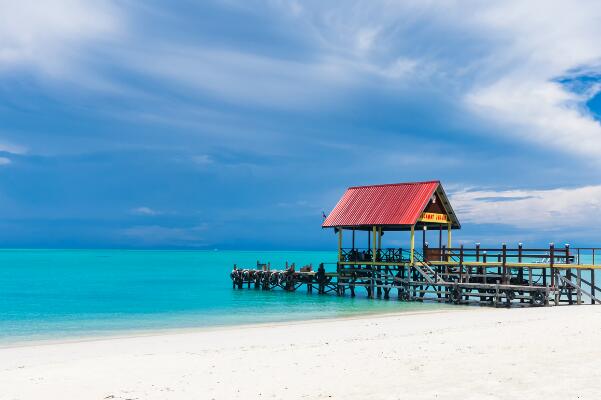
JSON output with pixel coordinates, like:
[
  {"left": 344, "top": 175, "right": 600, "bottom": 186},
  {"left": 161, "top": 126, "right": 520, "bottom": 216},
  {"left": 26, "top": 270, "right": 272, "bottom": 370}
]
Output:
[{"left": 322, "top": 181, "right": 461, "bottom": 264}]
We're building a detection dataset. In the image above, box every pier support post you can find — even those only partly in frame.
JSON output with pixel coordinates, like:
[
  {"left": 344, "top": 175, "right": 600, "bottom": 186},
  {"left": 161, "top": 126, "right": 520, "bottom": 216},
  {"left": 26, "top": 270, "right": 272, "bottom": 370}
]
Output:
[
  {"left": 232, "top": 265, "right": 237, "bottom": 289},
  {"left": 577, "top": 269, "right": 582, "bottom": 304},
  {"left": 317, "top": 263, "right": 325, "bottom": 294},
  {"left": 592, "top": 269, "right": 596, "bottom": 305}
]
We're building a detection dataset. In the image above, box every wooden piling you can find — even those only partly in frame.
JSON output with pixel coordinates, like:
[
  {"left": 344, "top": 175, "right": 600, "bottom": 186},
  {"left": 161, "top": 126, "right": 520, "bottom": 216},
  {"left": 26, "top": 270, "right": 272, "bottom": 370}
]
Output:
[{"left": 592, "top": 269, "right": 596, "bottom": 305}]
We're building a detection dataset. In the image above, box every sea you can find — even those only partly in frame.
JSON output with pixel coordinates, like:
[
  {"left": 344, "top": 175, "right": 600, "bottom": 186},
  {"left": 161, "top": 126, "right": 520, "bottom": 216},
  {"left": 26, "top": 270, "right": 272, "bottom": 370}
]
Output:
[{"left": 0, "top": 249, "right": 448, "bottom": 344}]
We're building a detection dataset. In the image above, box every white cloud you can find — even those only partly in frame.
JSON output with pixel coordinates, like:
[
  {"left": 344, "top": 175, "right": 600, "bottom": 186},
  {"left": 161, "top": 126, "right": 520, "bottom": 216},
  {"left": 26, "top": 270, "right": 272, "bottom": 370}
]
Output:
[
  {"left": 461, "top": 0, "right": 601, "bottom": 160},
  {"left": 0, "top": 157, "right": 10, "bottom": 165},
  {"left": 0, "top": 0, "right": 121, "bottom": 76},
  {"left": 451, "top": 185, "right": 601, "bottom": 229},
  {"left": 131, "top": 206, "right": 159, "bottom": 216},
  {"left": 0, "top": 139, "right": 26, "bottom": 154},
  {"left": 356, "top": 28, "right": 380, "bottom": 53},
  {"left": 264, "top": 1, "right": 601, "bottom": 158}
]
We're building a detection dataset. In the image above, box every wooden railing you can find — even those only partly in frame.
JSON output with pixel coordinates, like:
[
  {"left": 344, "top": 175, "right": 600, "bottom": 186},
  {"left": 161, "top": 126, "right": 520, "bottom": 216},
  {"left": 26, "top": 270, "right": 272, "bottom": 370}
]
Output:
[
  {"left": 423, "top": 243, "right": 574, "bottom": 265},
  {"left": 340, "top": 248, "right": 410, "bottom": 263},
  {"left": 574, "top": 248, "right": 601, "bottom": 265}
]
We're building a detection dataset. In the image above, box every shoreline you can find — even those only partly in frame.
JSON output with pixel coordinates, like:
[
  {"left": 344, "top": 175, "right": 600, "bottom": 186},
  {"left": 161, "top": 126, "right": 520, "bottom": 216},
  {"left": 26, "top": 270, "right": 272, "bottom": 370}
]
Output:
[
  {"left": 2, "top": 305, "right": 601, "bottom": 399},
  {"left": 0, "top": 304, "right": 462, "bottom": 349}
]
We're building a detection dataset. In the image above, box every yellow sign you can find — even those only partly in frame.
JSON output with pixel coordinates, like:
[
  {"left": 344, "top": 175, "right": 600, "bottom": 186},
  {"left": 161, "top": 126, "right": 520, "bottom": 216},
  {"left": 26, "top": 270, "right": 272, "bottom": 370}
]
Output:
[{"left": 418, "top": 212, "right": 448, "bottom": 223}]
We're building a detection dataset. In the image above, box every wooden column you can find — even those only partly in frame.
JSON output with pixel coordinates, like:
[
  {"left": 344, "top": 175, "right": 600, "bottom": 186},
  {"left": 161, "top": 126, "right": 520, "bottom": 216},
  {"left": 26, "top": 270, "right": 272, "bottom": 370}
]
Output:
[
  {"left": 549, "top": 243, "right": 554, "bottom": 290},
  {"left": 410, "top": 225, "right": 415, "bottom": 264},
  {"left": 460, "top": 244, "right": 465, "bottom": 283},
  {"left": 502, "top": 243, "right": 507, "bottom": 284},
  {"left": 370, "top": 226, "right": 376, "bottom": 299},
  {"left": 483, "top": 251, "right": 488, "bottom": 283},
  {"left": 567, "top": 244, "right": 579, "bottom": 304},
  {"left": 372, "top": 226, "right": 377, "bottom": 262},
  {"left": 446, "top": 223, "right": 452, "bottom": 261},
  {"left": 337, "top": 228, "right": 343, "bottom": 262}
]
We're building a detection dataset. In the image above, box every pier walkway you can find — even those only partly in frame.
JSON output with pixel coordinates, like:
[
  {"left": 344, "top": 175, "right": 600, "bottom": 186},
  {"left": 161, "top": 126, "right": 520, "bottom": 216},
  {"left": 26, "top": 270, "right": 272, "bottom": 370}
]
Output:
[{"left": 231, "top": 245, "right": 601, "bottom": 307}]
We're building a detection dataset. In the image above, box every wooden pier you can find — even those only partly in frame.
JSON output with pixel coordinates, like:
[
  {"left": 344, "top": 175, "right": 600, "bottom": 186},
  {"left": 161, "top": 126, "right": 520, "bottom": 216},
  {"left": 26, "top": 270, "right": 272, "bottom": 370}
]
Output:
[
  {"left": 231, "top": 181, "right": 601, "bottom": 307},
  {"left": 231, "top": 245, "right": 601, "bottom": 307}
]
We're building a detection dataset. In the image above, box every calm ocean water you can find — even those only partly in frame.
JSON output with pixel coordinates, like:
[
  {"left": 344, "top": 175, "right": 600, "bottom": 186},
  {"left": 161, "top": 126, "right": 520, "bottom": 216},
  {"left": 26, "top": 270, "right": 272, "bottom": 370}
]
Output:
[{"left": 0, "top": 249, "right": 448, "bottom": 344}]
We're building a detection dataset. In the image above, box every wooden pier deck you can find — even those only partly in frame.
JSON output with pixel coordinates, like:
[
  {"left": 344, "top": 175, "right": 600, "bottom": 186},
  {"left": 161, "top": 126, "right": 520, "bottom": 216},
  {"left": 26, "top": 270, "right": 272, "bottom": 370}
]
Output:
[{"left": 231, "top": 245, "right": 601, "bottom": 307}]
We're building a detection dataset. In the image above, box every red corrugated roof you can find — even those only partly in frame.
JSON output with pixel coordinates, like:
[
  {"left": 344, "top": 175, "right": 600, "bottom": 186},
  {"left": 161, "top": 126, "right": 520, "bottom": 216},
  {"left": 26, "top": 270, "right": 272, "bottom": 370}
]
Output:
[{"left": 323, "top": 180, "right": 448, "bottom": 228}]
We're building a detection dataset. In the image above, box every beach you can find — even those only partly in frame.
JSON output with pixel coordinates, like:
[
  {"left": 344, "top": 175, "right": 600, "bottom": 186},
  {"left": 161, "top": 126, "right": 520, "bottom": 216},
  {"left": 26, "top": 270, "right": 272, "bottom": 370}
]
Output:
[{"left": 1, "top": 306, "right": 600, "bottom": 400}]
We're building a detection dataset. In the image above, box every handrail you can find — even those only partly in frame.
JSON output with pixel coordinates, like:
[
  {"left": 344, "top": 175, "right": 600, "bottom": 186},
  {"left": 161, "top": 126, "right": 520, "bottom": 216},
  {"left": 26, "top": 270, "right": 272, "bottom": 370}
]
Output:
[{"left": 340, "top": 245, "right": 599, "bottom": 267}]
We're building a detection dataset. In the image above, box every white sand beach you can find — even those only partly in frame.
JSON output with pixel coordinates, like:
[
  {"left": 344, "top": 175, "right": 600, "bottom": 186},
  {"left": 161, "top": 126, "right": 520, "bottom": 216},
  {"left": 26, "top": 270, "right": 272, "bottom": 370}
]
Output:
[{"left": 1, "top": 306, "right": 600, "bottom": 400}]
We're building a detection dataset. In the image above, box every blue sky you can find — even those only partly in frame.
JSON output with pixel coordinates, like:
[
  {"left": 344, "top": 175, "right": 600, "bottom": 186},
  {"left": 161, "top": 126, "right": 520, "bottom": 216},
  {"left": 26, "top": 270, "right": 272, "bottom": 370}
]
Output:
[{"left": 1, "top": 0, "right": 601, "bottom": 249}]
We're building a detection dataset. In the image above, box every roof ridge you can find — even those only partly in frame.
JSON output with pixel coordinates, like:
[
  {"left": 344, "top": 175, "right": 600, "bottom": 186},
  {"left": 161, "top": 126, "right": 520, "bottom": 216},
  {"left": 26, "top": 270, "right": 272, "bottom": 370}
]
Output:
[{"left": 348, "top": 180, "right": 440, "bottom": 190}]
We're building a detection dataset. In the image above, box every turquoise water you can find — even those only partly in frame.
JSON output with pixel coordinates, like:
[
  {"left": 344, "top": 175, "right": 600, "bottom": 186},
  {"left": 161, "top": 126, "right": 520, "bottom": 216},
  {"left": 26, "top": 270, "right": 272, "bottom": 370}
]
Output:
[{"left": 0, "top": 250, "right": 447, "bottom": 344}]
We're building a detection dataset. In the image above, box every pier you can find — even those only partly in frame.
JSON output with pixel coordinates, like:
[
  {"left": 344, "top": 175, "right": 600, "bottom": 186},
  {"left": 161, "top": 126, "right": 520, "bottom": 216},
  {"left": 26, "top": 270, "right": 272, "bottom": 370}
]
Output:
[{"left": 231, "top": 181, "right": 601, "bottom": 307}]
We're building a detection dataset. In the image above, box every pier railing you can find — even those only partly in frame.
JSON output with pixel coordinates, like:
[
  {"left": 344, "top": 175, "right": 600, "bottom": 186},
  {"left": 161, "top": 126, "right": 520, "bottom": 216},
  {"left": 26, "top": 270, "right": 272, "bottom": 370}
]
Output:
[
  {"left": 340, "top": 248, "right": 410, "bottom": 263},
  {"left": 341, "top": 244, "right": 588, "bottom": 267},
  {"left": 574, "top": 247, "right": 601, "bottom": 266},
  {"left": 424, "top": 243, "right": 575, "bottom": 266}
]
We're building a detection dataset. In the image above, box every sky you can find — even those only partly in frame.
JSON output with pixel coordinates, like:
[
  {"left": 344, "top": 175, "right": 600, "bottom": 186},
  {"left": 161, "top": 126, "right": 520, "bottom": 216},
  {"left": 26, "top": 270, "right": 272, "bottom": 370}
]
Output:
[{"left": 1, "top": 0, "right": 601, "bottom": 249}]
